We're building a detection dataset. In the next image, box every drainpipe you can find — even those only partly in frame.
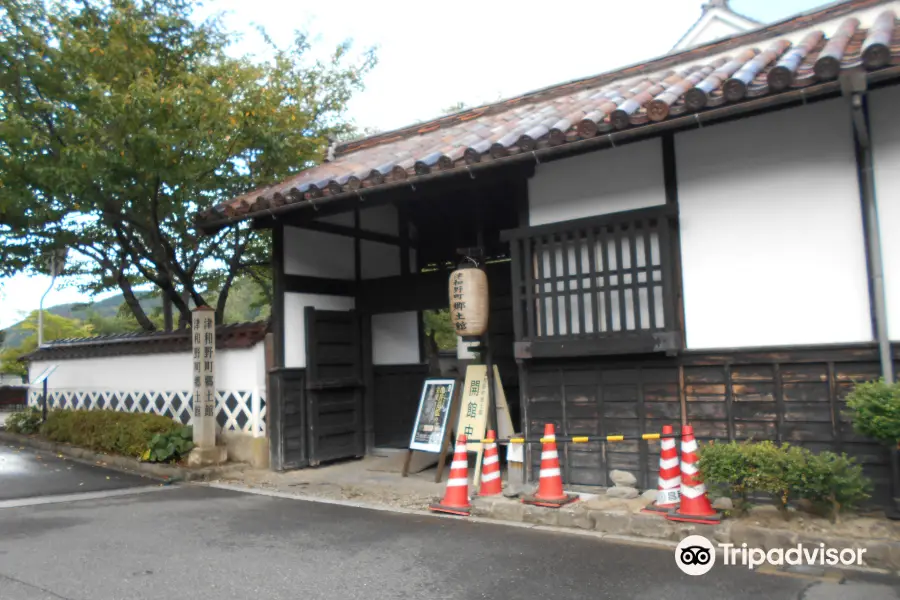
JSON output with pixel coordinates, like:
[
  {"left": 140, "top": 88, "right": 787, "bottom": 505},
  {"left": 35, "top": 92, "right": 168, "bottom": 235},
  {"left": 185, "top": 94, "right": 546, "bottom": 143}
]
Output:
[
  {"left": 842, "top": 72, "right": 898, "bottom": 519},
  {"left": 841, "top": 72, "right": 894, "bottom": 384}
]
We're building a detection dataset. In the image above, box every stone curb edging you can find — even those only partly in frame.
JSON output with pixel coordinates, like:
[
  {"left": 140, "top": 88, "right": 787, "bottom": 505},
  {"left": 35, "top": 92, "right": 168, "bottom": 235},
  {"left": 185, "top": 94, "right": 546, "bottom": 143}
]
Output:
[
  {"left": 469, "top": 496, "right": 900, "bottom": 572},
  {"left": 0, "top": 431, "right": 246, "bottom": 483}
]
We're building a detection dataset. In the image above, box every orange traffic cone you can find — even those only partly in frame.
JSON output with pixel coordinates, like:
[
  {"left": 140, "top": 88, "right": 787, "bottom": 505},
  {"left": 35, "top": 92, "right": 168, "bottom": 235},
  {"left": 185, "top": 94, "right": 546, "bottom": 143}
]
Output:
[
  {"left": 479, "top": 430, "right": 502, "bottom": 497},
  {"left": 643, "top": 424, "right": 681, "bottom": 515},
  {"left": 666, "top": 424, "right": 721, "bottom": 524},
  {"left": 522, "top": 424, "right": 578, "bottom": 508},
  {"left": 430, "top": 434, "right": 471, "bottom": 516}
]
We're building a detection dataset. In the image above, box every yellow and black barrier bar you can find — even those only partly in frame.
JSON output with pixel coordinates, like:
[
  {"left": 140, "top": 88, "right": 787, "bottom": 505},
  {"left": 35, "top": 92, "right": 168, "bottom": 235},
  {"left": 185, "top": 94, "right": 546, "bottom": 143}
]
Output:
[{"left": 468, "top": 432, "right": 682, "bottom": 445}]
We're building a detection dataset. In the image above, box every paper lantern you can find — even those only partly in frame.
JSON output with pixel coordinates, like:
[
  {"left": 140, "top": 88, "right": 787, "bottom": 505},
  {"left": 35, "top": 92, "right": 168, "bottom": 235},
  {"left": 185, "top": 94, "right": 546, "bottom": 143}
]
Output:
[{"left": 449, "top": 267, "right": 489, "bottom": 338}]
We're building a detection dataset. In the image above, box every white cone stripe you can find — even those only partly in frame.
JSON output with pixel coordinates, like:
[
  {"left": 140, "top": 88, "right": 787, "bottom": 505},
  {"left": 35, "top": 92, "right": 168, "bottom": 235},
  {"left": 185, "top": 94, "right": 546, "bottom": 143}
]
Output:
[
  {"left": 681, "top": 462, "right": 699, "bottom": 475},
  {"left": 681, "top": 440, "right": 698, "bottom": 453},
  {"left": 659, "top": 476, "right": 681, "bottom": 489},
  {"left": 447, "top": 478, "right": 468, "bottom": 487},
  {"left": 450, "top": 460, "right": 468, "bottom": 470},
  {"left": 540, "top": 468, "right": 561, "bottom": 478},
  {"left": 661, "top": 439, "right": 676, "bottom": 450},
  {"left": 544, "top": 435, "right": 556, "bottom": 441},
  {"left": 541, "top": 450, "right": 558, "bottom": 460},
  {"left": 658, "top": 489, "right": 681, "bottom": 503},
  {"left": 482, "top": 471, "right": 501, "bottom": 482},
  {"left": 455, "top": 444, "right": 467, "bottom": 453},
  {"left": 483, "top": 455, "right": 499, "bottom": 466},
  {"left": 659, "top": 457, "right": 680, "bottom": 469},
  {"left": 681, "top": 484, "right": 707, "bottom": 498}
]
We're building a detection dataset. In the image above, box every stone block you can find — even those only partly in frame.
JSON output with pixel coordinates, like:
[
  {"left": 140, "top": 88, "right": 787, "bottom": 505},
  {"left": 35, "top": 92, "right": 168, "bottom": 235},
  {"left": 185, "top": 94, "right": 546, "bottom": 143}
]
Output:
[
  {"left": 590, "top": 510, "right": 632, "bottom": 535},
  {"left": 712, "top": 497, "right": 733, "bottom": 511},
  {"left": 187, "top": 445, "right": 227, "bottom": 467},
  {"left": 641, "top": 489, "right": 658, "bottom": 502},
  {"left": 713, "top": 520, "right": 733, "bottom": 544},
  {"left": 490, "top": 498, "right": 525, "bottom": 523},
  {"left": 606, "top": 486, "right": 639, "bottom": 499},
  {"left": 222, "top": 432, "right": 269, "bottom": 469},
  {"left": 522, "top": 503, "right": 560, "bottom": 527},
  {"left": 629, "top": 513, "right": 677, "bottom": 539},
  {"left": 732, "top": 523, "right": 798, "bottom": 551},
  {"left": 470, "top": 497, "right": 496, "bottom": 518},
  {"left": 610, "top": 469, "right": 637, "bottom": 487},
  {"left": 558, "top": 505, "right": 593, "bottom": 530}
]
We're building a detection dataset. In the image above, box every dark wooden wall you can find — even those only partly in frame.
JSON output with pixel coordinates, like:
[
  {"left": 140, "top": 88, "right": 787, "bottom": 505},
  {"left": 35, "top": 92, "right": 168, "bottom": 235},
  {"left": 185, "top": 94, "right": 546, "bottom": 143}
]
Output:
[
  {"left": 523, "top": 344, "right": 898, "bottom": 506},
  {"left": 268, "top": 369, "right": 307, "bottom": 470},
  {"left": 373, "top": 364, "right": 430, "bottom": 448}
]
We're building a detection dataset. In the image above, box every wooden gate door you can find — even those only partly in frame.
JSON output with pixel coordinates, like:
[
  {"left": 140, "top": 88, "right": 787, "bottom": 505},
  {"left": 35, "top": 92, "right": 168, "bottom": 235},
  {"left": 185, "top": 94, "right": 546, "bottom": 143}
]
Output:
[{"left": 304, "top": 307, "right": 365, "bottom": 465}]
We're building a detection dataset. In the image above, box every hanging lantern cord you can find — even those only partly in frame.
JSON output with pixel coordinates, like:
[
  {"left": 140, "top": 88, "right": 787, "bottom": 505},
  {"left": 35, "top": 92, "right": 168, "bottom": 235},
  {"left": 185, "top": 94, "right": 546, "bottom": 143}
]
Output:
[{"left": 464, "top": 256, "right": 479, "bottom": 268}]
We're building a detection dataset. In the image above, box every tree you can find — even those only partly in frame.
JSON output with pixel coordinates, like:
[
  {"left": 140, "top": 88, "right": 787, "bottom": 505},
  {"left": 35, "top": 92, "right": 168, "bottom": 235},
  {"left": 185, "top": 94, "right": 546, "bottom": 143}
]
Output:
[
  {"left": 0, "top": 0, "right": 376, "bottom": 329},
  {"left": 0, "top": 311, "right": 93, "bottom": 377}
]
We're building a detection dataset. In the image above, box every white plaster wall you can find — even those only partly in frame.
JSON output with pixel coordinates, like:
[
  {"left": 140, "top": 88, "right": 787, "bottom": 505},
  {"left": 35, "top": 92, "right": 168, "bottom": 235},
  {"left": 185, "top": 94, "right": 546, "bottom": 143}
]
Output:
[
  {"left": 372, "top": 312, "right": 420, "bottom": 365},
  {"left": 676, "top": 99, "right": 871, "bottom": 349},
  {"left": 868, "top": 84, "right": 900, "bottom": 341},
  {"left": 283, "top": 225, "right": 354, "bottom": 280},
  {"left": 284, "top": 292, "right": 356, "bottom": 368},
  {"left": 28, "top": 344, "right": 265, "bottom": 393},
  {"left": 361, "top": 240, "right": 401, "bottom": 279},
  {"left": 360, "top": 204, "right": 399, "bottom": 236},
  {"left": 528, "top": 138, "right": 665, "bottom": 226}
]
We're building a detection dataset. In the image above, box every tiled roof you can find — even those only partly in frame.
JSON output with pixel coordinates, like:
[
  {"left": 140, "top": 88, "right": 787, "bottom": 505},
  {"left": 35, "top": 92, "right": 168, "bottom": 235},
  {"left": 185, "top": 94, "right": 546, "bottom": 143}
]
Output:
[
  {"left": 22, "top": 321, "right": 268, "bottom": 361},
  {"left": 194, "top": 0, "right": 900, "bottom": 230}
]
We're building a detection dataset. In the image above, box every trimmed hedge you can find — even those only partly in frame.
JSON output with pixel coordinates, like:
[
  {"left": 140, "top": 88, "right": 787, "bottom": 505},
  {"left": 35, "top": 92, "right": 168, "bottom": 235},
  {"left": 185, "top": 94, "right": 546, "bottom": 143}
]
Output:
[
  {"left": 698, "top": 440, "right": 871, "bottom": 522},
  {"left": 41, "top": 409, "right": 181, "bottom": 458}
]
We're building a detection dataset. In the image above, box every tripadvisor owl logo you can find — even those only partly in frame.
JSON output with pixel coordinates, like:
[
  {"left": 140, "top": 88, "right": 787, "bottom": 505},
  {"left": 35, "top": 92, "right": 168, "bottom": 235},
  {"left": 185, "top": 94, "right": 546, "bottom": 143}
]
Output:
[
  {"left": 675, "top": 535, "right": 716, "bottom": 576},
  {"left": 675, "top": 535, "right": 869, "bottom": 575}
]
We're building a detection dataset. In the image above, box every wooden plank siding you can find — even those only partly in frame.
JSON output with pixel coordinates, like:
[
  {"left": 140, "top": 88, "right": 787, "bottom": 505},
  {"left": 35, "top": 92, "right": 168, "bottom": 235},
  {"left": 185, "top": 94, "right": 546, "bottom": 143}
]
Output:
[{"left": 522, "top": 344, "right": 899, "bottom": 505}]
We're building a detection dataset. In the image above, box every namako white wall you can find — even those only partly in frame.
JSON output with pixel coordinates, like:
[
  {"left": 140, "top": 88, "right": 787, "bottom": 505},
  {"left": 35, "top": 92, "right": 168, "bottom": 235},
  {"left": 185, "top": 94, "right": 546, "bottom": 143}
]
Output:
[
  {"left": 676, "top": 99, "right": 872, "bottom": 350},
  {"left": 28, "top": 343, "right": 266, "bottom": 393},
  {"left": 868, "top": 83, "right": 900, "bottom": 341}
]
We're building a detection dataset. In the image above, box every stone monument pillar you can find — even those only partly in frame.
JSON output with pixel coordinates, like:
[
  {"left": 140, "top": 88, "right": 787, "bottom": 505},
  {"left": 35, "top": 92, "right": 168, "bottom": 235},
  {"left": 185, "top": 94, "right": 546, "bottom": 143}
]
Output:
[{"left": 188, "top": 305, "right": 227, "bottom": 466}]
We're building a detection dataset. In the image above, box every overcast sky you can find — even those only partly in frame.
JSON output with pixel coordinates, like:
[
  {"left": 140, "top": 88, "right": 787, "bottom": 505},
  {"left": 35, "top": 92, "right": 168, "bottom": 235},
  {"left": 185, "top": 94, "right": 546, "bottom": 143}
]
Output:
[{"left": 0, "top": 0, "right": 823, "bottom": 330}]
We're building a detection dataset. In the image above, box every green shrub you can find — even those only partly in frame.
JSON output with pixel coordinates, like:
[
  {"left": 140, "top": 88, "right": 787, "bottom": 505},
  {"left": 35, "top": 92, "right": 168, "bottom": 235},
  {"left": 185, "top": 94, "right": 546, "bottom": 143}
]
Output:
[
  {"left": 141, "top": 426, "right": 194, "bottom": 463},
  {"left": 699, "top": 440, "right": 870, "bottom": 520},
  {"left": 845, "top": 379, "right": 900, "bottom": 446},
  {"left": 793, "top": 451, "right": 871, "bottom": 523},
  {"left": 42, "top": 409, "right": 181, "bottom": 458},
  {"left": 4, "top": 407, "right": 43, "bottom": 434},
  {"left": 697, "top": 441, "right": 755, "bottom": 513}
]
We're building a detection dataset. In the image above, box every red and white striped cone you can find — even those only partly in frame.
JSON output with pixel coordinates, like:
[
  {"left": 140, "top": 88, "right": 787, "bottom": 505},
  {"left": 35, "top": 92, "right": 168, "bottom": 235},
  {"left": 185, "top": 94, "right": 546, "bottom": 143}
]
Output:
[
  {"left": 665, "top": 424, "right": 721, "bottom": 524},
  {"left": 643, "top": 424, "right": 681, "bottom": 515},
  {"left": 522, "top": 423, "right": 578, "bottom": 508},
  {"left": 479, "top": 430, "right": 502, "bottom": 497},
  {"left": 430, "top": 434, "right": 471, "bottom": 516}
]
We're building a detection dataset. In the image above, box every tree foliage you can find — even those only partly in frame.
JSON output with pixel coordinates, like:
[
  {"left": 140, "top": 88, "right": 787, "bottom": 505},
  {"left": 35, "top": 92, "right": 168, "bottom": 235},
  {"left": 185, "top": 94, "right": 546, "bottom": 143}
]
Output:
[
  {"left": 846, "top": 379, "right": 900, "bottom": 445},
  {"left": 0, "top": 311, "right": 94, "bottom": 376},
  {"left": 0, "top": 0, "right": 375, "bottom": 328}
]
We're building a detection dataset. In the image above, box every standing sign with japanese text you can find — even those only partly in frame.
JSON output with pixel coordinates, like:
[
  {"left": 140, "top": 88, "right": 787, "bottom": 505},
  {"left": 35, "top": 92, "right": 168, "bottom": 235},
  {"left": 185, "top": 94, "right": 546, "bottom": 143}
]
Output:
[
  {"left": 409, "top": 379, "right": 457, "bottom": 453},
  {"left": 191, "top": 306, "right": 216, "bottom": 448},
  {"left": 457, "top": 365, "right": 490, "bottom": 452}
]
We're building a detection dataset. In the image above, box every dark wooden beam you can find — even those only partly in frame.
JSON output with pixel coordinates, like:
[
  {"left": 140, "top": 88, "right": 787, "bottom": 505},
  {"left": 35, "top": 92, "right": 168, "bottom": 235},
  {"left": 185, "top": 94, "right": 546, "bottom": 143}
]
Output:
[
  {"left": 272, "top": 224, "right": 286, "bottom": 368},
  {"left": 275, "top": 217, "right": 412, "bottom": 247},
  {"left": 662, "top": 133, "right": 687, "bottom": 350},
  {"left": 284, "top": 274, "right": 356, "bottom": 297}
]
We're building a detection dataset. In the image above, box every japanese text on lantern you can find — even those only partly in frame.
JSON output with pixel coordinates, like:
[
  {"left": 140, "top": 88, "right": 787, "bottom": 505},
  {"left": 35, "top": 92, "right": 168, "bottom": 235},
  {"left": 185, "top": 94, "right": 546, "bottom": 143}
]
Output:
[
  {"left": 192, "top": 312, "right": 216, "bottom": 420},
  {"left": 452, "top": 272, "right": 466, "bottom": 332}
]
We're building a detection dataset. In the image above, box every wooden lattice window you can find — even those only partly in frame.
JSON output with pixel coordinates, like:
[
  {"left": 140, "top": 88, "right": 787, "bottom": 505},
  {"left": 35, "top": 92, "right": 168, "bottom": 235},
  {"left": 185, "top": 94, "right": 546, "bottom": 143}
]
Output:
[{"left": 502, "top": 205, "right": 681, "bottom": 358}]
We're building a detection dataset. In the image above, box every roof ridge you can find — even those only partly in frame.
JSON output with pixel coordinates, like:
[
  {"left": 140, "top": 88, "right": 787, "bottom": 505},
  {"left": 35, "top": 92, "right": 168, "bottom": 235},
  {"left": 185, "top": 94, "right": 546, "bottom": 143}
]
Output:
[{"left": 333, "top": 0, "right": 883, "bottom": 158}]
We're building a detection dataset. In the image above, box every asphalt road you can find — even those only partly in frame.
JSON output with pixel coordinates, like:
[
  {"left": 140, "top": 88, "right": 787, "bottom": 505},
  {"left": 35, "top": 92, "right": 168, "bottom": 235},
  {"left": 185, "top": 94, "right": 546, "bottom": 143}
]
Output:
[
  {"left": 0, "top": 482, "right": 897, "bottom": 600},
  {"left": 0, "top": 445, "right": 154, "bottom": 501}
]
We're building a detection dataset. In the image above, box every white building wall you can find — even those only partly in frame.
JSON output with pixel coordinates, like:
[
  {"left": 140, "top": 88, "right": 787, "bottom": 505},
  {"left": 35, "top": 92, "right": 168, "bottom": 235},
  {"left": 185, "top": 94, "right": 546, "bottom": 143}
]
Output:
[
  {"left": 676, "top": 99, "right": 872, "bottom": 350},
  {"left": 528, "top": 138, "right": 666, "bottom": 226},
  {"left": 868, "top": 84, "right": 900, "bottom": 342},
  {"left": 283, "top": 292, "right": 356, "bottom": 368},
  {"left": 283, "top": 226, "right": 355, "bottom": 279},
  {"left": 372, "top": 312, "right": 420, "bottom": 365}
]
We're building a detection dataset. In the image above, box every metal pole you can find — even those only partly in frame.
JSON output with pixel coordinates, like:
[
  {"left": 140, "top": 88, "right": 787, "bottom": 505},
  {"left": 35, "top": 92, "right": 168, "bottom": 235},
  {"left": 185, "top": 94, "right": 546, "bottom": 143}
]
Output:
[{"left": 38, "top": 274, "right": 56, "bottom": 348}]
